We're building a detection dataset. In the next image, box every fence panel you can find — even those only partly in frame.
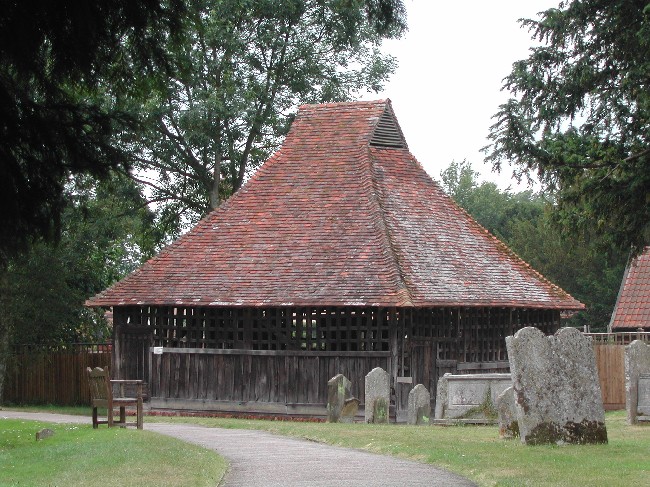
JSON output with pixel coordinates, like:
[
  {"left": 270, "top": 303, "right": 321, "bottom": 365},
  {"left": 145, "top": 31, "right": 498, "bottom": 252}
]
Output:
[
  {"left": 3, "top": 344, "right": 111, "bottom": 406},
  {"left": 593, "top": 343, "right": 626, "bottom": 410}
]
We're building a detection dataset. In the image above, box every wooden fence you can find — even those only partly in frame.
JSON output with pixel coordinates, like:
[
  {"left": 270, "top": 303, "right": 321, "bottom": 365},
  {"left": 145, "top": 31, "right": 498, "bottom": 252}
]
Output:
[
  {"left": 3, "top": 344, "right": 111, "bottom": 406},
  {"left": 586, "top": 332, "right": 650, "bottom": 410}
]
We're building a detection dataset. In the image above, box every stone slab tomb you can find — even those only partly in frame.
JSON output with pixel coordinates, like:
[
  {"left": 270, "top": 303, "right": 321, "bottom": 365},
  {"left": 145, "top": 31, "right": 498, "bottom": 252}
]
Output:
[
  {"left": 434, "top": 373, "right": 512, "bottom": 421},
  {"left": 407, "top": 384, "right": 431, "bottom": 425},
  {"left": 327, "top": 374, "right": 359, "bottom": 423},
  {"left": 625, "top": 340, "right": 650, "bottom": 424},
  {"left": 506, "top": 326, "right": 607, "bottom": 445},
  {"left": 365, "top": 367, "right": 390, "bottom": 423}
]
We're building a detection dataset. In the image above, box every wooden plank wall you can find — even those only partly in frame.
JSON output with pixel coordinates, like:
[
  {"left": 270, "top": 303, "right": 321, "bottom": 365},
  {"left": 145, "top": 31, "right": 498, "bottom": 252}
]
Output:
[
  {"left": 593, "top": 344, "right": 626, "bottom": 410},
  {"left": 150, "top": 348, "right": 390, "bottom": 407},
  {"left": 3, "top": 345, "right": 111, "bottom": 406}
]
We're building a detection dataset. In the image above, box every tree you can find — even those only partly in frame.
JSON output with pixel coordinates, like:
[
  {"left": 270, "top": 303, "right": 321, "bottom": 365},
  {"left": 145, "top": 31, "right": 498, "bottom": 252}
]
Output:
[
  {"left": 1, "top": 174, "right": 159, "bottom": 347},
  {"left": 124, "top": 0, "right": 406, "bottom": 235},
  {"left": 0, "top": 0, "right": 184, "bottom": 266},
  {"left": 440, "top": 160, "right": 546, "bottom": 242},
  {"left": 484, "top": 0, "right": 650, "bottom": 253}
]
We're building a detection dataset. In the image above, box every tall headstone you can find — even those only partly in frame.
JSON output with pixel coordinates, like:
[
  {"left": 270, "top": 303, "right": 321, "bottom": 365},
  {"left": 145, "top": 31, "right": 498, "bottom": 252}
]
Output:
[
  {"left": 625, "top": 340, "right": 650, "bottom": 424},
  {"left": 506, "top": 327, "right": 607, "bottom": 445},
  {"left": 365, "top": 367, "right": 390, "bottom": 423},
  {"left": 327, "top": 374, "right": 352, "bottom": 423},
  {"left": 407, "top": 384, "right": 431, "bottom": 425},
  {"left": 496, "top": 386, "right": 519, "bottom": 438}
]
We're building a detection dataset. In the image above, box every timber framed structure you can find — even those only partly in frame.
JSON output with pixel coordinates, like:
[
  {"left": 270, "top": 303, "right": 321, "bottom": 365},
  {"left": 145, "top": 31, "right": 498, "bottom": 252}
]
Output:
[{"left": 90, "top": 100, "right": 582, "bottom": 420}]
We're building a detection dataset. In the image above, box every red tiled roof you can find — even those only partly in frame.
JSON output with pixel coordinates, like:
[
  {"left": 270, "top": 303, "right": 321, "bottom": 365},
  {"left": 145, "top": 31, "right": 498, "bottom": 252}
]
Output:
[
  {"left": 87, "top": 100, "right": 584, "bottom": 310},
  {"left": 610, "top": 247, "right": 650, "bottom": 330}
]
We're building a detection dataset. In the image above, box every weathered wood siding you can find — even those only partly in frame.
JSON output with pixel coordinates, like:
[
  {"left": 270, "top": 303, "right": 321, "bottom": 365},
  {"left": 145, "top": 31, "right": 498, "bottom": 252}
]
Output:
[
  {"left": 3, "top": 344, "right": 111, "bottom": 406},
  {"left": 149, "top": 348, "right": 390, "bottom": 413},
  {"left": 593, "top": 343, "right": 625, "bottom": 410}
]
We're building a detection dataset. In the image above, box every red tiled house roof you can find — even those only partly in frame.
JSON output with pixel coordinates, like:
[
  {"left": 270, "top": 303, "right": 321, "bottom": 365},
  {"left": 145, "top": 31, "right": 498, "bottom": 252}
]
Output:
[
  {"left": 87, "top": 100, "right": 583, "bottom": 310},
  {"left": 610, "top": 247, "right": 650, "bottom": 330}
]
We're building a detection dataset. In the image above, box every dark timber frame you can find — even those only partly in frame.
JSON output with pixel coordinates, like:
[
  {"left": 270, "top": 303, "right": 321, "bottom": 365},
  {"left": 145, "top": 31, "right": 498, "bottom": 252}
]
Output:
[{"left": 112, "top": 305, "right": 560, "bottom": 419}]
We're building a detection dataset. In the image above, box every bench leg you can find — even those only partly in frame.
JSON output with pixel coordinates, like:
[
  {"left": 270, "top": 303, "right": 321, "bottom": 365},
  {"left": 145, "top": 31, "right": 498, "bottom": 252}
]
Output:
[
  {"left": 119, "top": 406, "right": 126, "bottom": 427},
  {"left": 92, "top": 407, "right": 98, "bottom": 429},
  {"left": 137, "top": 398, "right": 143, "bottom": 430}
]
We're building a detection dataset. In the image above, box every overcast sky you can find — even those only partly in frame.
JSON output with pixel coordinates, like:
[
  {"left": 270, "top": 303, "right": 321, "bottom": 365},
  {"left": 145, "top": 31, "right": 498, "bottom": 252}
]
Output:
[{"left": 370, "top": 0, "right": 555, "bottom": 189}]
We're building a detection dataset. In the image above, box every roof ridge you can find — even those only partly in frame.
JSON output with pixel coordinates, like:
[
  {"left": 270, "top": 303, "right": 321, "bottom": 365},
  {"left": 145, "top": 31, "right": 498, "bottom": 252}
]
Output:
[{"left": 365, "top": 146, "right": 415, "bottom": 307}]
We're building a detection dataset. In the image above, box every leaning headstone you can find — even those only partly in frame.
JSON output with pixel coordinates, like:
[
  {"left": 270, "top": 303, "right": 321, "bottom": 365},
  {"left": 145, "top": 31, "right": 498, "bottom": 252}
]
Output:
[
  {"left": 35, "top": 428, "right": 55, "bottom": 441},
  {"left": 365, "top": 367, "right": 390, "bottom": 423},
  {"left": 496, "top": 386, "right": 519, "bottom": 439},
  {"left": 340, "top": 397, "right": 360, "bottom": 423},
  {"left": 407, "top": 384, "right": 431, "bottom": 425},
  {"left": 506, "top": 327, "right": 607, "bottom": 445},
  {"left": 625, "top": 340, "right": 650, "bottom": 424},
  {"left": 327, "top": 374, "right": 352, "bottom": 423}
]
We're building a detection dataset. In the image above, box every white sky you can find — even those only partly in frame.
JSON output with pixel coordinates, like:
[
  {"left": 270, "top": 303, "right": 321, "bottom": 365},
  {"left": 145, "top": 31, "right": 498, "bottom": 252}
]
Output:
[{"left": 370, "top": 0, "right": 555, "bottom": 189}]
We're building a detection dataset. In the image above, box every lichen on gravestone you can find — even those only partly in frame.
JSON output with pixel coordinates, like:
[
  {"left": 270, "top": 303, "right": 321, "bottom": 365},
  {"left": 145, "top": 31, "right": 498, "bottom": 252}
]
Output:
[
  {"left": 407, "top": 384, "right": 431, "bottom": 425},
  {"left": 364, "top": 367, "right": 390, "bottom": 423},
  {"left": 506, "top": 327, "right": 607, "bottom": 445}
]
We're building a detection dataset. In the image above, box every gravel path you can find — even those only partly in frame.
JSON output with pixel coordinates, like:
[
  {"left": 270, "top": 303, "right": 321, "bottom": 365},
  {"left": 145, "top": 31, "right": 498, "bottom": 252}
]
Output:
[{"left": 2, "top": 411, "right": 477, "bottom": 487}]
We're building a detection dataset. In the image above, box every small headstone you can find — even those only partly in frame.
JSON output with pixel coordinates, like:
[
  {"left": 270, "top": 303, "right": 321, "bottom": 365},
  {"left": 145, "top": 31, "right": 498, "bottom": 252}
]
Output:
[
  {"left": 506, "top": 327, "right": 607, "bottom": 445},
  {"left": 340, "top": 397, "right": 360, "bottom": 423},
  {"left": 365, "top": 367, "right": 390, "bottom": 423},
  {"left": 327, "top": 374, "right": 355, "bottom": 423},
  {"left": 625, "top": 340, "right": 650, "bottom": 424},
  {"left": 36, "top": 428, "right": 55, "bottom": 441},
  {"left": 407, "top": 384, "right": 430, "bottom": 425},
  {"left": 496, "top": 386, "right": 519, "bottom": 439}
]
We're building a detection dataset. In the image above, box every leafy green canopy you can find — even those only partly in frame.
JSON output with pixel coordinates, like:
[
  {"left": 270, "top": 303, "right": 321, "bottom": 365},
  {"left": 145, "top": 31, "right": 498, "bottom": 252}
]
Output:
[
  {"left": 1, "top": 175, "right": 159, "bottom": 346},
  {"left": 0, "top": 0, "right": 184, "bottom": 266},
  {"left": 484, "top": 0, "right": 650, "bottom": 253},
  {"left": 123, "top": 0, "right": 406, "bottom": 236}
]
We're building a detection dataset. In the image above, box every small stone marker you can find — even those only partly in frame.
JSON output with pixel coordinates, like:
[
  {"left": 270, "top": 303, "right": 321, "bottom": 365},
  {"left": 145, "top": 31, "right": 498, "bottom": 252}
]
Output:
[
  {"left": 407, "top": 384, "right": 430, "bottom": 425},
  {"left": 496, "top": 386, "right": 519, "bottom": 438},
  {"left": 340, "top": 397, "right": 360, "bottom": 423},
  {"left": 35, "top": 428, "right": 55, "bottom": 441},
  {"left": 327, "top": 374, "right": 355, "bottom": 423},
  {"left": 506, "top": 326, "right": 607, "bottom": 445},
  {"left": 625, "top": 340, "right": 650, "bottom": 424},
  {"left": 365, "top": 367, "right": 390, "bottom": 423}
]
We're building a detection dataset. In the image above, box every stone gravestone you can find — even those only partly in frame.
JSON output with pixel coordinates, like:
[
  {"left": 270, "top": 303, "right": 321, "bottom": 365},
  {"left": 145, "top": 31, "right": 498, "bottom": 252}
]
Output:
[
  {"left": 505, "top": 326, "right": 607, "bottom": 445},
  {"left": 327, "top": 374, "right": 356, "bottom": 423},
  {"left": 638, "top": 374, "right": 650, "bottom": 420},
  {"left": 496, "top": 386, "right": 519, "bottom": 439},
  {"left": 365, "top": 367, "right": 390, "bottom": 423},
  {"left": 407, "top": 384, "right": 430, "bottom": 425},
  {"left": 625, "top": 340, "right": 650, "bottom": 424}
]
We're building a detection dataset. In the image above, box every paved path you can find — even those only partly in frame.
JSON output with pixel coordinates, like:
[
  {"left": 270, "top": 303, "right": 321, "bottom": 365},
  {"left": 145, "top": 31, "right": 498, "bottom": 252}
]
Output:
[{"left": 1, "top": 411, "right": 476, "bottom": 487}]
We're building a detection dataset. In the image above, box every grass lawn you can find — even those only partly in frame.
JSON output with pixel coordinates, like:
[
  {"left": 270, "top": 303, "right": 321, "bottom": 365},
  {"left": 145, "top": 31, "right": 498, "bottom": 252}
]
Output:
[
  {"left": 0, "top": 418, "right": 227, "bottom": 487},
  {"left": 151, "top": 410, "right": 649, "bottom": 487},
  {"left": 3, "top": 406, "right": 649, "bottom": 486}
]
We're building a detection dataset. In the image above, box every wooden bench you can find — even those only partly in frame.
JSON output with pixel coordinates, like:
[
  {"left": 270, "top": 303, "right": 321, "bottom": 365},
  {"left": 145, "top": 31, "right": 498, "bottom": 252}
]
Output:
[{"left": 86, "top": 367, "right": 144, "bottom": 429}]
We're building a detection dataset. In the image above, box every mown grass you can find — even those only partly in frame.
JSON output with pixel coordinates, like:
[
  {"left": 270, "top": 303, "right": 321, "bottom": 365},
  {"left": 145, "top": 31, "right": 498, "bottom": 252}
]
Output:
[
  {"left": 3, "top": 406, "right": 649, "bottom": 486},
  {"left": 150, "top": 410, "right": 649, "bottom": 487},
  {"left": 0, "top": 418, "right": 227, "bottom": 487}
]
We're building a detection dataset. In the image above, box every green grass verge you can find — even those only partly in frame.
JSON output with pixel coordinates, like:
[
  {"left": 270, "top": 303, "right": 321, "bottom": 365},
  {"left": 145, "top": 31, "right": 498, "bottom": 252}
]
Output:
[
  {"left": 0, "top": 418, "right": 227, "bottom": 487},
  {"left": 150, "top": 410, "right": 649, "bottom": 487},
  {"left": 4, "top": 406, "right": 649, "bottom": 486}
]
